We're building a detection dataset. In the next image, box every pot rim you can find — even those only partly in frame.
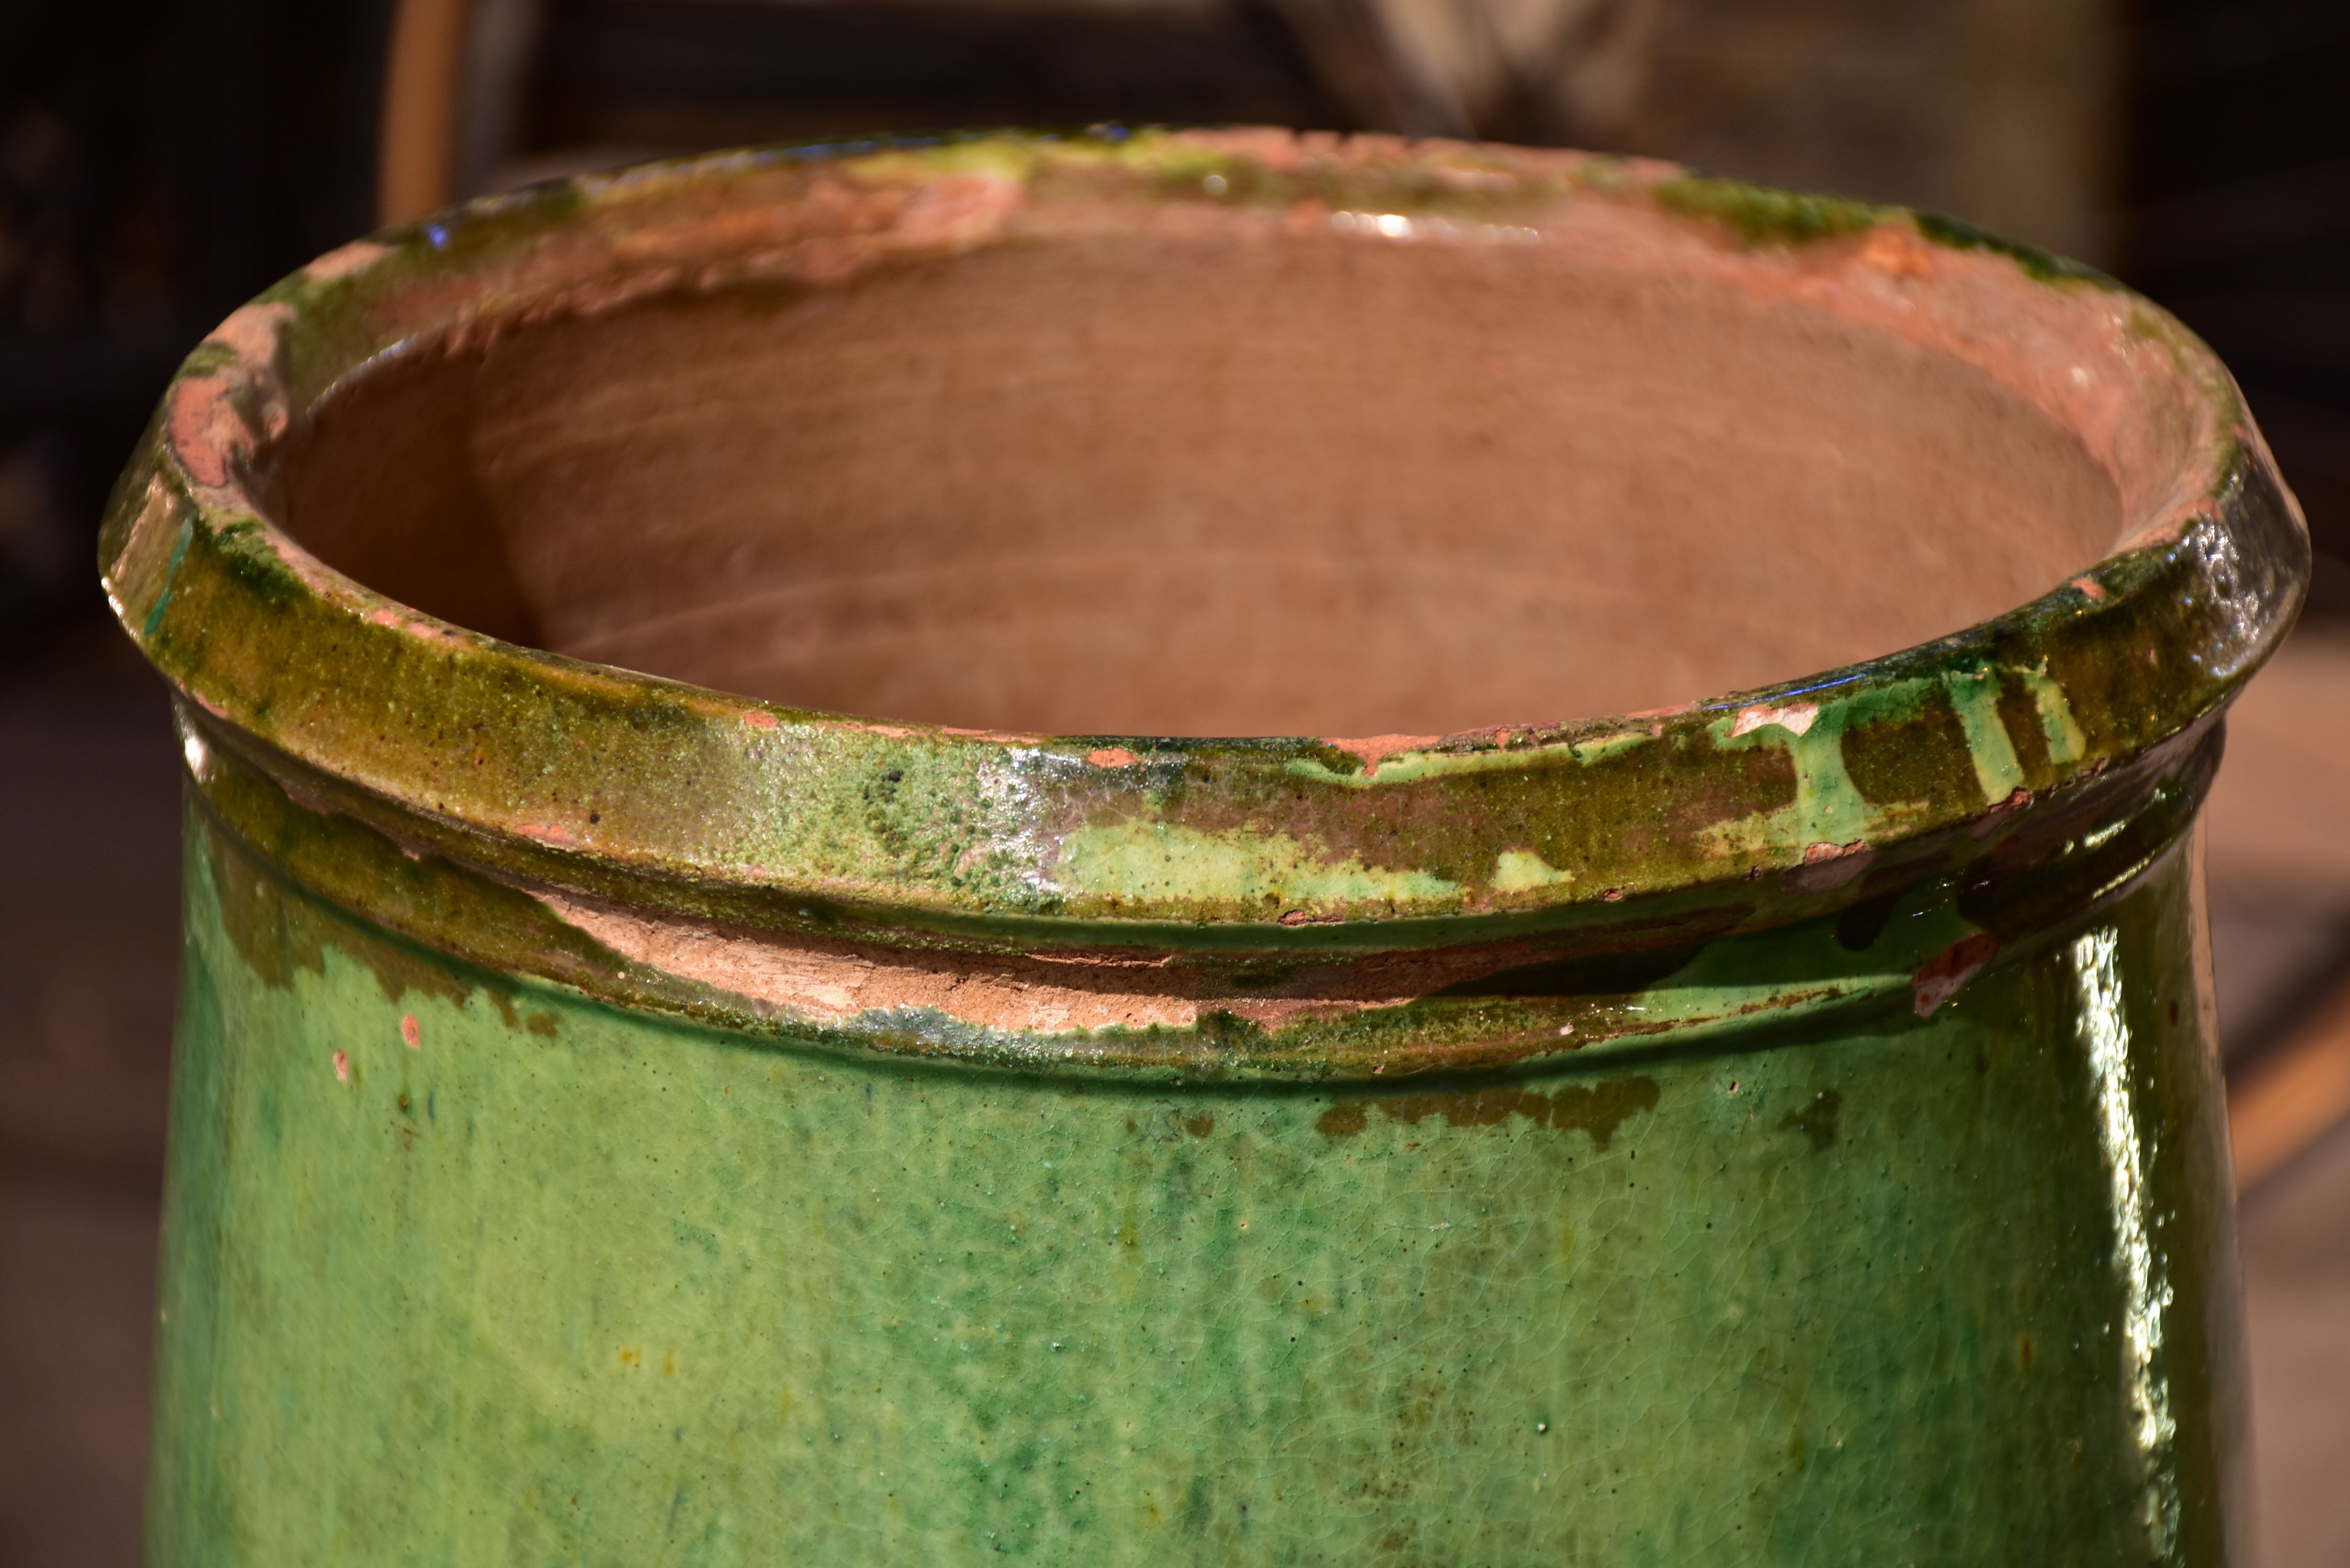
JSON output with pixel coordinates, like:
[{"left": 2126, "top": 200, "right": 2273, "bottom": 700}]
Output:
[{"left": 101, "top": 128, "right": 2308, "bottom": 953}]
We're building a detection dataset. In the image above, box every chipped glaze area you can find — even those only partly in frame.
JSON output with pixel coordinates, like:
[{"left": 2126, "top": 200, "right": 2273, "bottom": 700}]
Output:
[{"left": 114, "top": 130, "right": 2294, "bottom": 1565}]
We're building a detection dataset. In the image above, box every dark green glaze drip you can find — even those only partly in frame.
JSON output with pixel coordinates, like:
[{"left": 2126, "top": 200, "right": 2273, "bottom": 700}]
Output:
[
  {"left": 1913, "top": 210, "right": 2119, "bottom": 286},
  {"left": 1839, "top": 682, "right": 1980, "bottom": 815}
]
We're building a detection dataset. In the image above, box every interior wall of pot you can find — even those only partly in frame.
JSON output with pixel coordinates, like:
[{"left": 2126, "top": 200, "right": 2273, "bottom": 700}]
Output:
[{"left": 271, "top": 232, "right": 2125, "bottom": 737}]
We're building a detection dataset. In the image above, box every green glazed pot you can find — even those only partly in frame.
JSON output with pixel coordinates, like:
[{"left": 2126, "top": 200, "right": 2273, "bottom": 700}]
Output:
[{"left": 103, "top": 130, "right": 2306, "bottom": 1564}]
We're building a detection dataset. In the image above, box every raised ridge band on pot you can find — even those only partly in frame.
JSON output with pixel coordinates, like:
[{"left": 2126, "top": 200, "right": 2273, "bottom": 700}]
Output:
[{"left": 100, "top": 128, "right": 2306, "bottom": 1078}]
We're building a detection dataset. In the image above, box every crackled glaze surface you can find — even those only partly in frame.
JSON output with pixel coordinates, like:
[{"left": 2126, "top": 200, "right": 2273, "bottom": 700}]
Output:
[{"left": 108, "top": 130, "right": 2304, "bottom": 1564}]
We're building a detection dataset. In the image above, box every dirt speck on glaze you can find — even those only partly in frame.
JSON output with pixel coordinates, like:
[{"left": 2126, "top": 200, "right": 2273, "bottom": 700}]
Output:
[{"left": 1780, "top": 1088, "right": 1843, "bottom": 1151}]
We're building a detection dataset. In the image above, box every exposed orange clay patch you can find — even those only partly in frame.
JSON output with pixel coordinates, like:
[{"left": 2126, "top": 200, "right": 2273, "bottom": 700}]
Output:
[
  {"left": 2069, "top": 575, "right": 2108, "bottom": 601},
  {"left": 1856, "top": 226, "right": 1933, "bottom": 280},
  {"left": 1322, "top": 733, "right": 1443, "bottom": 777},
  {"left": 1970, "top": 786, "right": 2034, "bottom": 840},
  {"left": 741, "top": 710, "right": 779, "bottom": 730},
  {"left": 332, "top": 1050, "right": 350, "bottom": 1082},
  {"left": 360, "top": 606, "right": 451, "bottom": 642},
  {"left": 204, "top": 302, "right": 293, "bottom": 367},
  {"left": 400, "top": 1014, "right": 420, "bottom": 1050},
  {"left": 304, "top": 239, "right": 393, "bottom": 281},
  {"left": 541, "top": 892, "right": 1204, "bottom": 1032},
  {"left": 533, "top": 894, "right": 1673, "bottom": 1040},
  {"left": 166, "top": 378, "right": 251, "bottom": 490},
  {"left": 1730, "top": 701, "right": 1819, "bottom": 739},
  {"left": 1087, "top": 747, "right": 1141, "bottom": 768},
  {"left": 1784, "top": 839, "right": 1876, "bottom": 893},
  {"left": 895, "top": 172, "right": 1025, "bottom": 249},
  {"left": 1912, "top": 931, "right": 2000, "bottom": 1017}
]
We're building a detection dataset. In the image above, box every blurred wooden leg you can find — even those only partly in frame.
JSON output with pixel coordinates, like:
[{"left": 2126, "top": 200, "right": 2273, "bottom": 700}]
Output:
[{"left": 378, "top": 0, "right": 472, "bottom": 226}]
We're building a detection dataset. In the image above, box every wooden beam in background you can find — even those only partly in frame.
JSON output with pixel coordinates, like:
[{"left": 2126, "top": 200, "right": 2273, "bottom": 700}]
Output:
[
  {"left": 379, "top": 0, "right": 474, "bottom": 226},
  {"left": 2233, "top": 971, "right": 2350, "bottom": 1190}
]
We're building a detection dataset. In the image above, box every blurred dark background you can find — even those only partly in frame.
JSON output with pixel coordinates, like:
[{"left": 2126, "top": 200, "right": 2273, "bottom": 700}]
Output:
[
  {"left": 10, "top": 0, "right": 2350, "bottom": 645},
  {"left": 6, "top": 1, "right": 2350, "bottom": 1562}
]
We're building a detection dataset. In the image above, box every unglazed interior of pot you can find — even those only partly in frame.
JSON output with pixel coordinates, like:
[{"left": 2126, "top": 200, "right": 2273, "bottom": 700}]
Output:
[{"left": 273, "top": 231, "right": 2124, "bottom": 736}]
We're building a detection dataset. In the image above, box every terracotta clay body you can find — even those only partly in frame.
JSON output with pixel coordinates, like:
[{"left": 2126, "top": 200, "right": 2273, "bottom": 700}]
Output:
[{"left": 107, "top": 131, "right": 2303, "bottom": 1564}]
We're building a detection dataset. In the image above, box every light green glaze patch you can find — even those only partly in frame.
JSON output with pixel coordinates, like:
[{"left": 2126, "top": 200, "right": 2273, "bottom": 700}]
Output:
[
  {"left": 1948, "top": 668, "right": 2030, "bottom": 803},
  {"left": 1492, "top": 849, "right": 1576, "bottom": 892},
  {"left": 2017, "top": 661, "right": 2091, "bottom": 767},
  {"left": 1281, "top": 726, "right": 1662, "bottom": 792},
  {"left": 1566, "top": 727, "right": 1660, "bottom": 764},
  {"left": 1701, "top": 710, "right": 1877, "bottom": 858},
  {"left": 1280, "top": 743, "right": 1525, "bottom": 789},
  {"left": 1052, "top": 820, "right": 1459, "bottom": 909}
]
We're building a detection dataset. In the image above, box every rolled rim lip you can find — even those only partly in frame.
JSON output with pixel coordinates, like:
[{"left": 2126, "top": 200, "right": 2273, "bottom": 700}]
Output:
[{"left": 100, "top": 128, "right": 2309, "bottom": 948}]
